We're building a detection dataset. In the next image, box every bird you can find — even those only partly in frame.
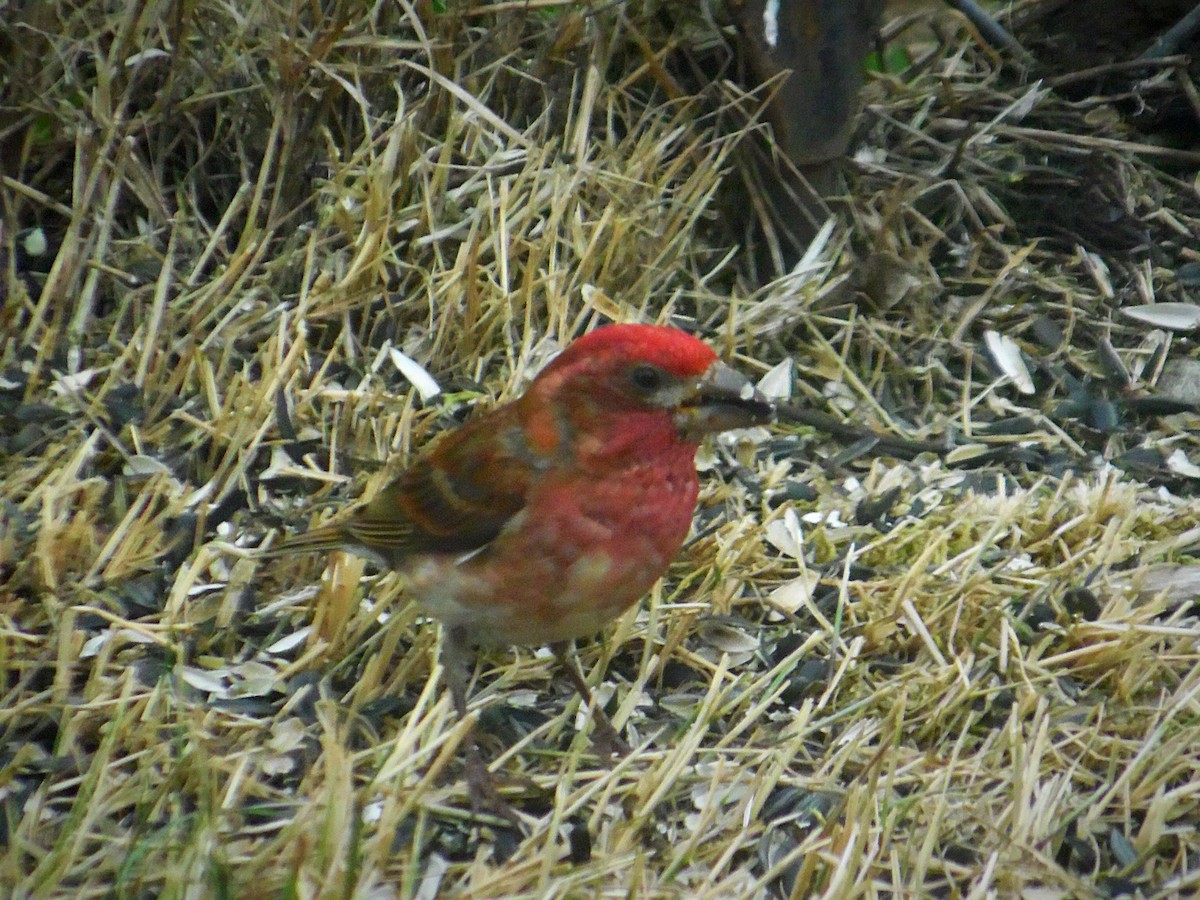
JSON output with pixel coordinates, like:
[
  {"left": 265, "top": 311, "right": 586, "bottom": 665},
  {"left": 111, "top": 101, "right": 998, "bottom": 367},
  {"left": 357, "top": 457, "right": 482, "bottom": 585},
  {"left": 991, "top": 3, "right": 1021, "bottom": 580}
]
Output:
[{"left": 264, "top": 323, "right": 774, "bottom": 816}]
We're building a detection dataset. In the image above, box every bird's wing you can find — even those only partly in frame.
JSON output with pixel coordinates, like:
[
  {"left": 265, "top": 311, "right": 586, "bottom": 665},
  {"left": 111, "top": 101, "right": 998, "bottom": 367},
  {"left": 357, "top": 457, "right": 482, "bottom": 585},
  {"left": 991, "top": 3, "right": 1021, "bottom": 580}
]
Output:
[{"left": 336, "top": 410, "right": 549, "bottom": 560}]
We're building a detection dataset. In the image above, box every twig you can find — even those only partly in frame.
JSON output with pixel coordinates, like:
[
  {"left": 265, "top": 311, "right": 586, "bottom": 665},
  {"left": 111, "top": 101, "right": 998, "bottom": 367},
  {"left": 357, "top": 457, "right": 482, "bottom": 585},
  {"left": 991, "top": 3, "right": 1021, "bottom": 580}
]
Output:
[
  {"left": 932, "top": 117, "right": 1200, "bottom": 165},
  {"left": 774, "top": 402, "right": 947, "bottom": 459},
  {"left": 1140, "top": 4, "right": 1200, "bottom": 59},
  {"left": 944, "top": 0, "right": 1033, "bottom": 64},
  {"left": 1175, "top": 66, "right": 1200, "bottom": 130},
  {"left": 1046, "top": 55, "right": 1189, "bottom": 89}
]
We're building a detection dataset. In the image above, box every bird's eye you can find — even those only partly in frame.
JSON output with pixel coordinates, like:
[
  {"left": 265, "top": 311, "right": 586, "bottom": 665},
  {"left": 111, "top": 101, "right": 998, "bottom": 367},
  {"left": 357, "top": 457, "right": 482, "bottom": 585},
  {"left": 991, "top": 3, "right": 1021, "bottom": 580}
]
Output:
[{"left": 629, "top": 364, "right": 663, "bottom": 392}]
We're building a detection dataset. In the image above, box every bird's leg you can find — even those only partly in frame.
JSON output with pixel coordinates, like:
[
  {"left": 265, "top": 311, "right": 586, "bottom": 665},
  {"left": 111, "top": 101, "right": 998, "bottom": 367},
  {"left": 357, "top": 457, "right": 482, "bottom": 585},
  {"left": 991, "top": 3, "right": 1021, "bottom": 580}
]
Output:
[
  {"left": 441, "top": 626, "right": 520, "bottom": 826},
  {"left": 551, "top": 641, "right": 631, "bottom": 758}
]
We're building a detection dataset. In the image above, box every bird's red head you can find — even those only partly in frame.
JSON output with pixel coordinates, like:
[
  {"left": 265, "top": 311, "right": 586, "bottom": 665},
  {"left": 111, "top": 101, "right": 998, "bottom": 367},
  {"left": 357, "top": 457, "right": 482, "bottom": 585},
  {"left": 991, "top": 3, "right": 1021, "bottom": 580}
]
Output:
[
  {"left": 537, "top": 323, "right": 718, "bottom": 385},
  {"left": 521, "top": 323, "right": 769, "bottom": 458}
]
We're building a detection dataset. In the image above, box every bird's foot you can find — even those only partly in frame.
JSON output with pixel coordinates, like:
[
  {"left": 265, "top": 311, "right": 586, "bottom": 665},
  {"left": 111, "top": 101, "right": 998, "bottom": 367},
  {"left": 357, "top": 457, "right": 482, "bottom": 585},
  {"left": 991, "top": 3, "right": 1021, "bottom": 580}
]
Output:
[
  {"left": 551, "top": 642, "right": 632, "bottom": 758},
  {"left": 463, "top": 744, "right": 523, "bottom": 830},
  {"left": 588, "top": 707, "right": 632, "bottom": 759}
]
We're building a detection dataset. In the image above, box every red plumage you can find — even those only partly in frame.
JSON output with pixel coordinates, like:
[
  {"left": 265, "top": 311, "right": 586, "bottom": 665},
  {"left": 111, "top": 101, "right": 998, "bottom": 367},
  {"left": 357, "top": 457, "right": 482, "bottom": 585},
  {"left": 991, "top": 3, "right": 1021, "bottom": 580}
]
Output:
[{"left": 266, "top": 323, "right": 773, "bottom": 813}]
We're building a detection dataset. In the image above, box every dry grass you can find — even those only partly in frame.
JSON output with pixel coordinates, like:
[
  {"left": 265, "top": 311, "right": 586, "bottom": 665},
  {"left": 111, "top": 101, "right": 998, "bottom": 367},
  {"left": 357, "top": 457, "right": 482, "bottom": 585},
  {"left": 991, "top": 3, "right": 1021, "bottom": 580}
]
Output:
[{"left": 3, "top": 1, "right": 1200, "bottom": 897}]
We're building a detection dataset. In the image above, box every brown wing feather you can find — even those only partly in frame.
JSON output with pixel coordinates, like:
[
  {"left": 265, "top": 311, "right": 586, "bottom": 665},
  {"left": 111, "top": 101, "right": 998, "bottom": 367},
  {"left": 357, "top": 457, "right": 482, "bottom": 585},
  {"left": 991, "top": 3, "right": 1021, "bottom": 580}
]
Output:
[
  {"left": 266, "top": 401, "right": 560, "bottom": 567},
  {"left": 345, "top": 457, "right": 520, "bottom": 556}
]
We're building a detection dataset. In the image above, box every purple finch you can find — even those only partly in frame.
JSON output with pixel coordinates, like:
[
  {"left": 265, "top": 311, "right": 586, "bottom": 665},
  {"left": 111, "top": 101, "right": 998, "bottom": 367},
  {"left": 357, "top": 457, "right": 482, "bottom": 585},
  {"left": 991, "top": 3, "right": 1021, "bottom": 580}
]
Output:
[{"left": 268, "top": 323, "right": 772, "bottom": 811}]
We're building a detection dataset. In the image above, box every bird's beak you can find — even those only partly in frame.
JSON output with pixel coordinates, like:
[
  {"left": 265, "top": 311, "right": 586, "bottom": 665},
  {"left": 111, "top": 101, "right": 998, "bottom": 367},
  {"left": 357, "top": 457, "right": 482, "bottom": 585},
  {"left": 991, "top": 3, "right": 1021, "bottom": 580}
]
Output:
[{"left": 677, "top": 361, "right": 775, "bottom": 436}]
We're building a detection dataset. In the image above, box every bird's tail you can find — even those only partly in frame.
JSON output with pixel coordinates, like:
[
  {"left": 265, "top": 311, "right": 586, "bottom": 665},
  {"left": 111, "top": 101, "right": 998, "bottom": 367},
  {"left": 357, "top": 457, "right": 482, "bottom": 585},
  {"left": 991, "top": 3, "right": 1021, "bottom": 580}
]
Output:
[{"left": 258, "top": 522, "right": 347, "bottom": 558}]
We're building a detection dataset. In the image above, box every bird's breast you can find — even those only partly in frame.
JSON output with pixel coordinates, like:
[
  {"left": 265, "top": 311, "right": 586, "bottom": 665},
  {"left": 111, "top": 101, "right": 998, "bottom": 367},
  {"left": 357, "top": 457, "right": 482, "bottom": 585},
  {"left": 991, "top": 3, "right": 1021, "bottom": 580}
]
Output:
[{"left": 407, "top": 452, "right": 701, "bottom": 647}]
